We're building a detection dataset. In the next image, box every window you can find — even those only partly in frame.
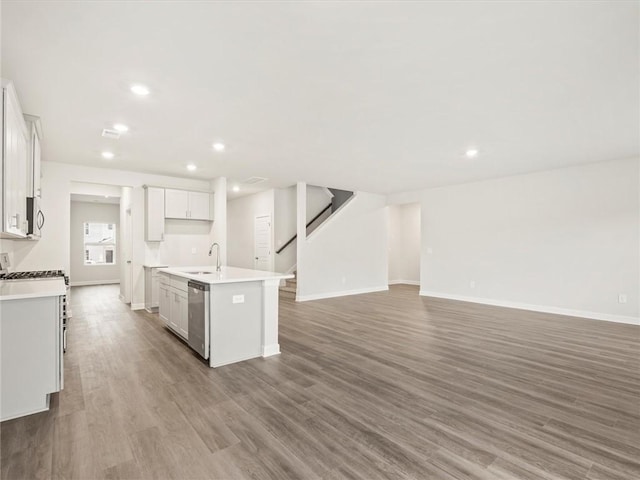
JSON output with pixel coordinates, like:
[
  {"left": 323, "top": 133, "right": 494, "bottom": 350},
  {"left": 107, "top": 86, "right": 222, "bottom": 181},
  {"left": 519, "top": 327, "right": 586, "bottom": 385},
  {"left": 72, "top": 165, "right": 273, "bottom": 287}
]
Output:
[{"left": 83, "top": 222, "right": 117, "bottom": 265}]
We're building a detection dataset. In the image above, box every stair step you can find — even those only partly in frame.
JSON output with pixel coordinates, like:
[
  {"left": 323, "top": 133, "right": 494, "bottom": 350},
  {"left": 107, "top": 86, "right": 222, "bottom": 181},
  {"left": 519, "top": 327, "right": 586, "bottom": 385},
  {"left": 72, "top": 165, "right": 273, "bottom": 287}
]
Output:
[
  {"left": 280, "top": 285, "right": 296, "bottom": 293},
  {"left": 279, "top": 287, "right": 296, "bottom": 299}
]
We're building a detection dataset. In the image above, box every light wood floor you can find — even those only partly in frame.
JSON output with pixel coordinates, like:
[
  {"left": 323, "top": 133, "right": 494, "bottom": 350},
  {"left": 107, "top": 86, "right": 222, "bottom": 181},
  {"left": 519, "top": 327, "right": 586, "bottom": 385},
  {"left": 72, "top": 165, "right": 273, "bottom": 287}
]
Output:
[{"left": 1, "top": 284, "right": 639, "bottom": 480}]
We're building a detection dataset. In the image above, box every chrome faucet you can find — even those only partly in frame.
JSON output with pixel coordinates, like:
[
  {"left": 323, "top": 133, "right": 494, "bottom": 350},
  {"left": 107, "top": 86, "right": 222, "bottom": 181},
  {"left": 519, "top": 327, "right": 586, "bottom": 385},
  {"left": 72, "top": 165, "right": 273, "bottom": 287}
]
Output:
[{"left": 208, "top": 242, "right": 221, "bottom": 271}]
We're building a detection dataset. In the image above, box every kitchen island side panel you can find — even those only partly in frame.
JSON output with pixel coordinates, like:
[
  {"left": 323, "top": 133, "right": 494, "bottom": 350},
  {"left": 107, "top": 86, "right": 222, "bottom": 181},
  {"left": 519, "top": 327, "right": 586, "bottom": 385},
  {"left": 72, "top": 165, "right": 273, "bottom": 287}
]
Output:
[
  {"left": 1, "top": 295, "right": 61, "bottom": 421},
  {"left": 209, "top": 281, "right": 262, "bottom": 367}
]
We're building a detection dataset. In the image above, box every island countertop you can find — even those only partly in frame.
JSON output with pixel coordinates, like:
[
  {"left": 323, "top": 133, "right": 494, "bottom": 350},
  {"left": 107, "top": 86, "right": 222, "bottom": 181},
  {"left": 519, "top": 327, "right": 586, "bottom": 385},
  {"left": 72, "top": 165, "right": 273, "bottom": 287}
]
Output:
[{"left": 157, "top": 266, "right": 294, "bottom": 285}]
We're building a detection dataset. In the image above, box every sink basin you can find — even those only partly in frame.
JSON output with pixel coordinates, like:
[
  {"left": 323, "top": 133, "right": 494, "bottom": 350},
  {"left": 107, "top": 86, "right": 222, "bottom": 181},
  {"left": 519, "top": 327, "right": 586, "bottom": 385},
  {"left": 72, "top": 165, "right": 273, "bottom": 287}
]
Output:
[{"left": 184, "top": 271, "right": 215, "bottom": 275}]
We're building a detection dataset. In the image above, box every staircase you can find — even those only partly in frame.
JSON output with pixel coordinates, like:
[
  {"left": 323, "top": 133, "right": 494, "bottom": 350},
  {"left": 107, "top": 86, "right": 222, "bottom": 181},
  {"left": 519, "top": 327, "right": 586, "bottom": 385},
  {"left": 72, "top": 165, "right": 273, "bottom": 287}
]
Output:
[{"left": 279, "top": 272, "right": 297, "bottom": 299}]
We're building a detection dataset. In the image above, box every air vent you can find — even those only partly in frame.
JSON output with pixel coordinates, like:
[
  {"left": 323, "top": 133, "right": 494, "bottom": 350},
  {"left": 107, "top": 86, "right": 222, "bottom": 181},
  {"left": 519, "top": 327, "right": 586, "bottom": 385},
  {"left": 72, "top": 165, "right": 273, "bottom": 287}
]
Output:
[
  {"left": 241, "top": 176, "right": 267, "bottom": 185},
  {"left": 101, "top": 129, "right": 121, "bottom": 139}
]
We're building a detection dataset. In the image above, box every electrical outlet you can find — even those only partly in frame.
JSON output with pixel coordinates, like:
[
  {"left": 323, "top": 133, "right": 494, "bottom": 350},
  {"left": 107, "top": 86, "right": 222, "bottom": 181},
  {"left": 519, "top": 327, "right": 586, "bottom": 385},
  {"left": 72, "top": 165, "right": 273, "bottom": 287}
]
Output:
[
  {"left": 232, "top": 294, "right": 245, "bottom": 304},
  {"left": 341, "top": 276, "right": 346, "bottom": 285},
  {"left": 191, "top": 247, "right": 197, "bottom": 254},
  {"left": 618, "top": 294, "right": 627, "bottom": 304},
  {"left": 470, "top": 280, "right": 476, "bottom": 289},
  {"left": 427, "top": 247, "right": 433, "bottom": 254},
  {"left": 0, "top": 253, "right": 10, "bottom": 271}
]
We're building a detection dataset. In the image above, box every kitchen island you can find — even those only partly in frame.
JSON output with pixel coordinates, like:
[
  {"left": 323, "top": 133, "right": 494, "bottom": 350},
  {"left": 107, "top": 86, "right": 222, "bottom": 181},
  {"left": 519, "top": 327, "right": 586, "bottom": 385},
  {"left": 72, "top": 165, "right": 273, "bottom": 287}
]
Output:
[{"left": 157, "top": 266, "right": 293, "bottom": 367}]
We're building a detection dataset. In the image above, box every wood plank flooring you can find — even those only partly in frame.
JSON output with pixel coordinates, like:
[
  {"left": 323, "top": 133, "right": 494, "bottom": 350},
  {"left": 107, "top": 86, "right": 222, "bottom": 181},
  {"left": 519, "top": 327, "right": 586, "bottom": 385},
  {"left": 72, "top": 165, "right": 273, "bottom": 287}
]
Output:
[{"left": 1, "top": 284, "right": 639, "bottom": 479}]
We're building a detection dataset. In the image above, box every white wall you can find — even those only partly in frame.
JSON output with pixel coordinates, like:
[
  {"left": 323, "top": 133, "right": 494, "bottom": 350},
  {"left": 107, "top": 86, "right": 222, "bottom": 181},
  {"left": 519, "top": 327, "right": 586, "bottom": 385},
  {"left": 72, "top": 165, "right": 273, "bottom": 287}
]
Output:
[
  {"left": 2, "top": 162, "right": 226, "bottom": 309},
  {"left": 389, "top": 158, "right": 640, "bottom": 324},
  {"left": 297, "top": 185, "right": 389, "bottom": 301},
  {"left": 306, "top": 186, "right": 334, "bottom": 222},
  {"left": 210, "top": 176, "right": 228, "bottom": 266},
  {"left": 70, "top": 201, "right": 120, "bottom": 285},
  {"left": 388, "top": 203, "right": 420, "bottom": 285},
  {"left": 227, "top": 189, "right": 275, "bottom": 270}
]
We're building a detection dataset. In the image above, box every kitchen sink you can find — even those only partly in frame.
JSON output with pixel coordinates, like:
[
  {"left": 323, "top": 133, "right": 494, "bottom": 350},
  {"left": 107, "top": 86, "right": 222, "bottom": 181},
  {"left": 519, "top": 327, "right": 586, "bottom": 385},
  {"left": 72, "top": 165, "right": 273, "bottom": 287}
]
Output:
[{"left": 184, "top": 271, "right": 215, "bottom": 275}]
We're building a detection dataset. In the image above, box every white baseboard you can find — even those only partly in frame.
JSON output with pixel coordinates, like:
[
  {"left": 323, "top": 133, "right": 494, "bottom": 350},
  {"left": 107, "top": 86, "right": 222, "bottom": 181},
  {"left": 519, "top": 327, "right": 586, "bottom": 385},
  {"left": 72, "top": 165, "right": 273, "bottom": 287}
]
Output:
[
  {"left": 419, "top": 291, "right": 640, "bottom": 326},
  {"left": 70, "top": 280, "right": 120, "bottom": 287},
  {"left": 130, "top": 303, "right": 145, "bottom": 311},
  {"left": 297, "top": 285, "right": 389, "bottom": 302},
  {"left": 262, "top": 344, "right": 281, "bottom": 357},
  {"left": 389, "top": 279, "right": 420, "bottom": 286}
]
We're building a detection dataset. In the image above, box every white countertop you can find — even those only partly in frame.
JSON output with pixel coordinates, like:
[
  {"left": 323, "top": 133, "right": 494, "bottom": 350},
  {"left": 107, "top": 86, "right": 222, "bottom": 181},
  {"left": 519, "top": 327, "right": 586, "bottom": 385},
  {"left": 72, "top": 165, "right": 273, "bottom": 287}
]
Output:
[
  {"left": 0, "top": 278, "right": 67, "bottom": 301},
  {"left": 157, "top": 266, "right": 294, "bottom": 285},
  {"left": 143, "top": 264, "right": 169, "bottom": 269}
]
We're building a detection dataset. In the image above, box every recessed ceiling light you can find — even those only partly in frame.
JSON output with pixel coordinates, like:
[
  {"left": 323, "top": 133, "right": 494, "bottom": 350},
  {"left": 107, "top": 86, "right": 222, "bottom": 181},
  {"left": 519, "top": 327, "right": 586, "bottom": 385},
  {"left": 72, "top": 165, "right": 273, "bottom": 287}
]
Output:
[
  {"left": 131, "top": 84, "right": 150, "bottom": 96},
  {"left": 232, "top": 185, "right": 240, "bottom": 192},
  {"left": 187, "top": 164, "right": 197, "bottom": 171},
  {"left": 465, "top": 148, "right": 479, "bottom": 158},
  {"left": 104, "top": 195, "right": 109, "bottom": 198},
  {"left": 101, "top": 151, "right": 115, "bottom": 159},
  {"left": 113, "top": 123, "right": 128, "bottom": 133},
  {"left": 212, "top": 142, "right": 225, "bottom": 152}
]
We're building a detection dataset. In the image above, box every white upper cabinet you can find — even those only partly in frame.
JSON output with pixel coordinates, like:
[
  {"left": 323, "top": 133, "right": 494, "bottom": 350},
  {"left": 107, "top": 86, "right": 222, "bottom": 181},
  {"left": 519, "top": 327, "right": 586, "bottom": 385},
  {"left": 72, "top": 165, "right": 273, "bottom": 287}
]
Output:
[
  {"left": 23, "top": 114, "right": 42, "bottom": 198},
  {"left": 164, "top": 188, "right": 212, "bottom": 221},
  {"left": 1, "top": 80, "right": 29, "bottom": 238},
  {"left": 164, "top": 188, "right": 189, "bottom": 219},
  {"left": 144, "top": 186, "right": 165, "bottom": 242},
  {"left": 188, "top": 191, "right": 211, "bottom": 220}
]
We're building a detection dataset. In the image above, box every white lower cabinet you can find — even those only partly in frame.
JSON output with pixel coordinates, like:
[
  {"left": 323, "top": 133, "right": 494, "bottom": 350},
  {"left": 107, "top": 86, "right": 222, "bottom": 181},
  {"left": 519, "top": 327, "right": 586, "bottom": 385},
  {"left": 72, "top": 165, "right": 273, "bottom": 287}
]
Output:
[
  {"left": 144, "top": 266, "right": 167, "bottom": 312},
  {"left": 1, "top": 294, "right": 64, "bottom": 421},
  {"left": 158, "top": 273, "right": 188, "bottom": 340}
]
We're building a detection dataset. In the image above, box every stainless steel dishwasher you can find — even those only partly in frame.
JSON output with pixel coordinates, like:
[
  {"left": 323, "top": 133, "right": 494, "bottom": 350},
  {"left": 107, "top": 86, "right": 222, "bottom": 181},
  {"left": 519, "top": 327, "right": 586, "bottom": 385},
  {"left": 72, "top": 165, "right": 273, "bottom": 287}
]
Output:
[{"left": 187, "top": 281, "right": 210, "bottom": 359}]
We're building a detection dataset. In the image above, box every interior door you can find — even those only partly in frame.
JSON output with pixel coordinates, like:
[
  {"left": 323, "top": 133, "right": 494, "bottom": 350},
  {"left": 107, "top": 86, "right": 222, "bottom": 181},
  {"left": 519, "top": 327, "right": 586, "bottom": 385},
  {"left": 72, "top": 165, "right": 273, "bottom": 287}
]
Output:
[
  {"left": 120, "top": 187, "right": 133, "bottom": 304},
  {"left": 254, "top": 214, "right": 272, "bottom": 271}
]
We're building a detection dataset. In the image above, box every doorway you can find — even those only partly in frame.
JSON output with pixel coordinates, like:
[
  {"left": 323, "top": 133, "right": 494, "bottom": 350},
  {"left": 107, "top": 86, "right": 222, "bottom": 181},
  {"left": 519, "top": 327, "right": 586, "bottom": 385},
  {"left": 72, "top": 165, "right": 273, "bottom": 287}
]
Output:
[
  {"left": 388, "top": 202, "right": 421, "bottom": 287},
  {"left": 68, "top": 182, "right": 132, "bottom": 305},
  {"left": 254, "top": 214, "right": 273, "bottom": 271}
]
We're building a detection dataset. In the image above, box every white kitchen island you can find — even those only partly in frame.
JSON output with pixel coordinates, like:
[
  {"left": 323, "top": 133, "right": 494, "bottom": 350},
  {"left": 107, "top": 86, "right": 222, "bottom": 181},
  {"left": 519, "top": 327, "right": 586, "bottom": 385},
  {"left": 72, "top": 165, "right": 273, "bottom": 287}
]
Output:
[{"left": 157, "top": 266, "right": 293, "bottom": 368}]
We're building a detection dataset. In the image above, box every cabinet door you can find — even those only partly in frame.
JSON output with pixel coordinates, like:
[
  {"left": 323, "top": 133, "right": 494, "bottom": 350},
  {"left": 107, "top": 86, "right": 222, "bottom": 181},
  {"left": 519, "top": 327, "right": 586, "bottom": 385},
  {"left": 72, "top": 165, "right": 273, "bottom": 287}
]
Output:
[
  {"left": 159, "top": 285, "right": 170, "bottom": 325},
  {"left": 178, "top": 291, "right": 189, "bottom": 339},
  {"left": 164, "top": 189, "right": 189, "bottom": 219},
  {"left": 151, "top": 275, "right": 160, "bottom": 308},
  {"left": 3, "top": 85, "right": 28, "bottom": 237},
  {"left": 144, "top": 187, "right": 165, "bottom": 241},
  {"left": 188, "top": 191, "right": 210, "bottom": 220},
  {"left": 170, "top": 290, "right": 182, "bottom": 334},
  {"left": 24, "top": 120, "right": 41, "bottom": 198},
  {"left": 32, "top": 127, "right": 41, "bottom": 198}
]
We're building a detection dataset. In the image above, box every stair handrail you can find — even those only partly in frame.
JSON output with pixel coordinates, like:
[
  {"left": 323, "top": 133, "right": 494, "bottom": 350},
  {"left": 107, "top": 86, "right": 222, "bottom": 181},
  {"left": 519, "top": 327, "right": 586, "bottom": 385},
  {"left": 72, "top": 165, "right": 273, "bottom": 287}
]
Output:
[{"left": 275, "top": 203, "right": 332, "bottom": 254}]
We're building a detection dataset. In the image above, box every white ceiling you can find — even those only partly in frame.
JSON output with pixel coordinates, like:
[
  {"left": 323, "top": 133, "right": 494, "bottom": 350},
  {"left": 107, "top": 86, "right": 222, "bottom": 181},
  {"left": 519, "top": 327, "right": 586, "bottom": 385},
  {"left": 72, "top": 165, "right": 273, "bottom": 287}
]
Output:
[{"left": 2, "top": 1, "right": 638, "bottom": 194}]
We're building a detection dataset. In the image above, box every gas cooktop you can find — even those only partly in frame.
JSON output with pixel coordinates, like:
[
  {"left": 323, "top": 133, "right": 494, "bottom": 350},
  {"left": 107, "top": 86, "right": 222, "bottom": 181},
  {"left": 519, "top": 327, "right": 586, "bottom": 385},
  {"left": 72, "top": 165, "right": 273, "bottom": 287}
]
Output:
[{"left": 0, "top": 270, "right": 69, "bottom": 285}]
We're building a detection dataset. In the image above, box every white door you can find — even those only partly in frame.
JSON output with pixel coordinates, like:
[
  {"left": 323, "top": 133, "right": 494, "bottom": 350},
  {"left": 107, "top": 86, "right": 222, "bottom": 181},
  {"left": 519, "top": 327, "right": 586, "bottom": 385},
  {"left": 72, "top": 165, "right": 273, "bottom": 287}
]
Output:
[
  {"left": 254, "top": 215, "right": 272, "bottom": 271},
  {"left": 120, "top": 187, "right": 133, "bottom": 304}
]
